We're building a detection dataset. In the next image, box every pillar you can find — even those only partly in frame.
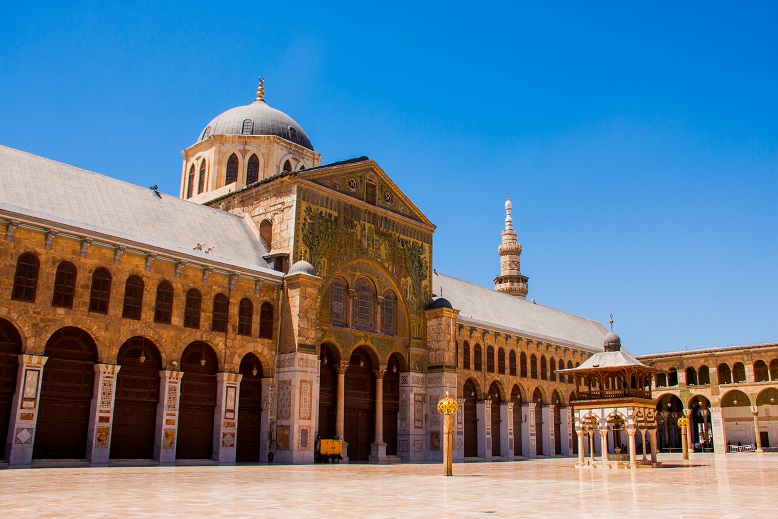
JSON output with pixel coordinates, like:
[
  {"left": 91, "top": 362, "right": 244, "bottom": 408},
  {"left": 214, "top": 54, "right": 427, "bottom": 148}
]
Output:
[
  {"left": 709, "top": 406, "right": 727, "bottom": 455},
  {"left": 649, "top": 429, "right": 658, "bottom": 463},
  {"left": 700, "top": 407, "right": 710, "bottom": 449},
  {"left": 259, "top": 377, "right": 273, "bottom": 462},
  {"left": 335, "top": 361, "right": 348, "bottom": 440},
  {"left": 527, "top": 402, "right": 537, "bottom": 458},
  {"left": 589, "top": 431, "right": 595, "bottom": 461},
  {"left": 751, "top": 406, "right": 763, "bottom": 453},
  {"left": 443, "top": 412, "right": 454, "bottom": 475},
  {"left": 5, "top": 354, "right": 47, "bottom": 466},
  {"left": 370, "top": 367, "right": 387, "bottom": 462},
  {"left": 500, "top": 402, "right": 513, "bottom": 458},
  {"left": 599, "top": 429, "right": 609, "bottom": 461},
  {"left": 86, "top": 363, "right": 121, "bottom": 464},
  {"left": 544, "top": 404, "right": 555, "bottom": 456},
  {"left": 476, "top": 399, "right": 491, "bottom": 459},
  {"left": 684, "top": 408, "right": 694, "bottom": 455},
  {"left": 576, "top": 430, "right": 585, "bottom": 465},
  {"left": 641, "top": 429, "right": 647, "bottom": 461},
  {"left": 628, "top": 429, "right": 637, "bottom": 468},
  {"left": 213, "top": 372, "right": 242, "bottom": 463},
  {"left": 454, "top": 397, "right": 465, "bottom": 462},
  {"left": 154, "top": 369, "right": 183, "bottom": 464}
]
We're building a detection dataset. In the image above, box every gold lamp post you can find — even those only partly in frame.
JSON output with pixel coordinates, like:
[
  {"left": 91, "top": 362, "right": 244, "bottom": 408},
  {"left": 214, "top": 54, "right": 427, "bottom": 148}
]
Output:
[
  {"left": 677, "top": 417, "right": 689, "bottom": 460},
  {"left": 437, "top": 391, "right": 460, "bottom": 476}
]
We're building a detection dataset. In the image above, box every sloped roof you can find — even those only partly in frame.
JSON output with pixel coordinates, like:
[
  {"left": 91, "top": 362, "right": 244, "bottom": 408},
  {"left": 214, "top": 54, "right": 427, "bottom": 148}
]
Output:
[
  {"left": 0, "top": 145, "right": 277, "bottom": 275},
  {"left": 563, "top": 348, "right": 647, "bottom": 371},
  {"left": 435, "top": 273, "right": 606, "bottom": 351}
]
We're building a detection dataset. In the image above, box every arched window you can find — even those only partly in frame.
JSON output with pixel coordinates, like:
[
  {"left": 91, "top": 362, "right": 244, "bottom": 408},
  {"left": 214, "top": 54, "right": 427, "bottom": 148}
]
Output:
[
  {"left": 282, "top": 160, "right": 292, "bottom": 172},
  {"left": 463, "top": 341, "right": 471, "bottom": 370},
  {"left": 509, "top": 350, "right": 517, "bottom": 376},
  {"left": 540, "top": 356, "right": 547, "bottom": 380},
  {"left": 198, "top": 160, "right": 206, "bottom": 194},
  {"left": 259, "top": 219, "right": 272, "bottom": 251},
  {"left": 754, "top": 361, "right": 769, "bottom": 382},
  {"left": 238, "top": 298, "right": 253, "bottom": 336},
  {"left": 732, "top": 362, "right": 746, "bottom": 383},
  {"left": 718, "top": 363, "right": 732, "bottom": 384},
  {"left": 685, "top": 367, "right": 698, "bottom": 385},
  {"left": 549, "top": 358, "right": 556, "bottom": 381},
  {"left": 474, "top": 344, "right": 483, "bottom": 371},
  {"left": 12, "top": 253, "right": 39, "bottom": 302},
  {"left": 365, "top": 177, "right": 377, "bottom": 205},
  {"left": 211, "top": 294, "right": 229, "bottom": 332},
  {"left": 498, "top": 348, "right": 506, "bottom": 375},
  {"left": 184, "top": 288, "right": 202, "bottom": 329},
  {"left": 88, "top": 268, "right": 112, "bottom": 314},
  {"left": 486, "top": 346, "right": 495, "bottom": 373},
  {"left": 186, "top": 164, "right": 195, "bottom": 198},
  {"left": 770, "top": 359, "right": 778, "bottom": 381},
  {"left": 226, "top": 153, "right": 238, "bottom": 185},
  {"left": 330, "top": 278, "right": 347, "bottom": 326},
  {"left": 247, "top": 154, "right": 259, "bottom": 184},
  {"left": 352, "top": 278, "right": 375, "bottom": 331},
  {"left": 381, "top": 291, "right": 396, "bottom": 335},
  {"left": 530, "top": 354, "right": 538, "bottom": 379},
  {"left": 122, "top": 275, "right": 144, "bottom": 319},
  {"left": 154, "top": 281, "right": 173, "bottom": 324},
  {"left": 242, "top": 118, "right": 253, "bottom": 135},
  {"left": 668, "top": 367, "right": 678, "bottom": 386},
  {"left": 51, "top": 261, "right": 77, "bottom": 308},
  {"left": 259, "top": 302, "right": 274, "bottom": 339},
  {"left": 699, "top": 365, "right": 711, "bottom": 385},
  {"left": 567, "top": 360, "right": 574, "bottom": 384},
  {"left": 520, "top": 353, "right": 528, "bottom": 378}
]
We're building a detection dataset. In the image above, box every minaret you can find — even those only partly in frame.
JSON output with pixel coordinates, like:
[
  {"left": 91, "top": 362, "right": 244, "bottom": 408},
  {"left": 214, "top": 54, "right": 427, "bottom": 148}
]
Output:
[{"left": 493, "top": 196, "right": 529, "bottom": 298}]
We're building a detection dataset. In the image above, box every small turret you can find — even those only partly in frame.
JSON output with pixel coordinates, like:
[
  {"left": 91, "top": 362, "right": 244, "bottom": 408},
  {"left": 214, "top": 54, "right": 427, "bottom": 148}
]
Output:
[{"left": 493, "top": 196, "right": 529, "bottom": 298}]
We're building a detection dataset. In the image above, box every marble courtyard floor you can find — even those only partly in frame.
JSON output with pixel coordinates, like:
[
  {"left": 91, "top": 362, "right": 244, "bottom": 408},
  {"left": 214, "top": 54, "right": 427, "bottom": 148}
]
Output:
[{"left": 1, "top": 454, "right": 775, "bottom": 518}]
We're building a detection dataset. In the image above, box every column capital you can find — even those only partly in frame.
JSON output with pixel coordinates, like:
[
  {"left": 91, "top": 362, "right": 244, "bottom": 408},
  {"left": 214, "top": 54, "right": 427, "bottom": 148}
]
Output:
[
  {"left": 94, "top": 363, "right": 121, "bottom": 375},
  {"left": 337, "top": 360, "right": 350, "bottom": 375},
  {"left": 217, "top": 371, "right": 243, "bottom": 383},
  {"left": 160, "top": 369, "right": 184, "bottom": 381},
  {"left": 750, "top": 405, "right": 759, "bottom": 415},
  {"left": 374, "top": 367, "right": 387, "bottom": 379},
  {"left": 18, "top": 354, "right": 48, "bottom": 366}
]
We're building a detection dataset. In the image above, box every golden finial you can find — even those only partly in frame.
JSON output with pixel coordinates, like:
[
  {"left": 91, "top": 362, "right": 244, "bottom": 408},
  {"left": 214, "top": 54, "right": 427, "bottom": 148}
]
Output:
[
  {"left": 436, "top": 391, "right": 460, "bottom": 415},
  {"left": 256, "top": 76, "right": 265, "bottom": 101},
  {"left": 609, "top": 313, "right": 614, "bottom": 331}
]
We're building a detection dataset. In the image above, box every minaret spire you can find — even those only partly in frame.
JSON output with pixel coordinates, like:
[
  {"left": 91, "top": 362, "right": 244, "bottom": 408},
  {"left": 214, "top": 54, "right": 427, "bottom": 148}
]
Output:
[
  {"left": 493, "top": 195, "right": 529, "bottom": 298},
  {"left": 255, "top": 76, "right": 265, "bottom": 101}
]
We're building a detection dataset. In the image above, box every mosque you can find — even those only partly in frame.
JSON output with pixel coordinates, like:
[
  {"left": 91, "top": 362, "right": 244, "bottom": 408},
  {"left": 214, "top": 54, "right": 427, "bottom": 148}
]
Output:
[{"left": 1, "top": 81, "right": 776, "bottom": 467}]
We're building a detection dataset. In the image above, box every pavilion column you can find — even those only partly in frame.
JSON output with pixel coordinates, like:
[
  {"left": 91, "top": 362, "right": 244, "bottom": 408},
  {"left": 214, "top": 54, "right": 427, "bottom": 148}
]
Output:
[
  {"left": 5, "top": 354, "right": 47, "bottom": 466},
  {"left": 649, "top": 429, "right": 658, "bottom": 463},
  {"left": 346, "top": 290, "right": 355, "bottom": 328},
  {"left": 370, "top": 367, "right": 387, "bottom": 462},
  {"left": 86, "top": 363, "right": 121, "bottom": 464},
  {"left": 376, "top": 296, "right": 384, "bottom": 333},
  {"left": 710, "top": 406, "right": 727, "bottom": 454},
  {"left": 684, "top": 408, "right": 694, "bottom": 455},
  {"left": 335, "top": 361, "right": 349, "bottom": 440},
  {"left": 599, "top": 429, "right": 609, "bottom": 461},
  {"left": 589, "top": 432, "right": 595, "bottom": 461},
  {"left": 700, "top": 407, "right": 710, "bottom": 448},
  {"left": 576, "top": 430, "right": 585, "bottom": 465},
  {"left": 751, "top": 406, "right": 764, "bottom": 453},
  {"left": 627, "top": 429, "right": 637, "bottom": 468},
  {"left": 641, "top": 429, "right": 647, "bottom": 461}
]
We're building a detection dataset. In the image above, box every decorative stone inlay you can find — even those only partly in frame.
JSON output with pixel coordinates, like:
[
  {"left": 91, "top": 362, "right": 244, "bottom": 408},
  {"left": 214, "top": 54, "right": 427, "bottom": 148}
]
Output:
[
  {"left": 15, "top": 428, "right": 33, "bottom": 445},
  {"left": 278, "top": 380, "right": 292, "bottom": 420},
  {"left": 95, "top": 426, "right": 111, "bottom": 448},
  {"left": 166, "top": 383, "right": 178, "bottom": 413},
  {"left": 299, "top": 379, "right": 312, "bottom": 420},
  {"left": 399, "top": 440, "right": 409, "bottom": 452},
  {"left": 413, "top": 439, "right": 423, "bottom": 452},
  {"left": 222, "top": 432, "right": 235, "bottom": 448},
  {"left": 414, "top": 394, "right": 424, "bottom": 429}
]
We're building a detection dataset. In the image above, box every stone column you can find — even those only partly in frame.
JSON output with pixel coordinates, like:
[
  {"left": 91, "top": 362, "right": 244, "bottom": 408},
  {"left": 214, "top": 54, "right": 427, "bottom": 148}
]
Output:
[
  {"left": 589, "top": 431, "right": 596, "bottom": 461},
  {"left": 627, "top": 429, "right": 637, "bottom": 468},
  {"left": 346, "top": 289, "right": 355, "bottom": 328},
  {"left": 599, "top": 429, "right": 609, "bottom": 461},
  {"left": 370, "top": 367, "right": 387, "bottom": 462},
  {"left": 700, "top": 407, "right": 710, "bottom": 449},
  {"left": 5, "top": 354, "right": 47, "bottom": 466},
  {"left": 641, "top": 430, "right": 648, "bottom": 461},
  {"left": 649, "top": 429, "right": 658, "bottom": 463},
  {"left": 709, "top": 406, "right": 727, "bottom": 455},
  {"left": 476, "top": 399, "right": 491, "bottom": 459},
  {"left": 527, "top": 402, "right": 537, "bottom": 458},
  {"left": 86, "top": 363, "right": 121, "bottom": 464},
  {"left": 500, "top": 402, "right": 513, "bottom": 458},
  {"left": 751, "top": 406, "right": 763, "bottom": 453},
  {"left": 154, "top": 370, "right": 183, "bottom": 464},
  {"left": 335, "top": 361, "right": 349, "bottom": 440},
  {"left": 213, "top": 372, "right": 242, "bottom": 463},
  {"left": 259, "top": 377, "right": 273, "bottom": 462},
  {"left": 376, "top": 296, "right": 383, "bottom": 332},
  {"left": 454, "top": 397, "right": 466, "bottom": 462},
  {"left": 544, "top": 404, "right": 555, "bottom": 456},
  {"left": 576, "top": 430, "right": 585, "bottom": 465},
  {"left": 684, "top": 408, "right": 694, "bottom": 455}
]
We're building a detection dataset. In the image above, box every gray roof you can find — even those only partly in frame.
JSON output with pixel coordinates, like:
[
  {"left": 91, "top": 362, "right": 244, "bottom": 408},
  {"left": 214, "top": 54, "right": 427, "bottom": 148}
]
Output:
[
  {"left": 199, "top": 100, "right": 314, "bottom": 151},
  {"left": 562, "top": 348, "right": 649, "bottom": 371},
  {"left": 435, "top": 273, "right": 607, "bottom": 351},
  {"left": 0, "top": 145, "right": 278, "bottom": 276}
]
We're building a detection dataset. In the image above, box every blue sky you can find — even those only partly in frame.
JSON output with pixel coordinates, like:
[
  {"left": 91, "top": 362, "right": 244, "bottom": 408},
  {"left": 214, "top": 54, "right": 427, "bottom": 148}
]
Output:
[{"left": 1, "top": 2, "right": 775, "bottom": 354}]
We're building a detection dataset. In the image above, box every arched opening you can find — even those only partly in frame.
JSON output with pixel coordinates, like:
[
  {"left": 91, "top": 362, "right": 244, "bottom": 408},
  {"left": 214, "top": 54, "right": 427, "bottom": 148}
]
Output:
[
  {"left": 486, "top": 346, "right": 495, "bottom": 373},
  {"left": 686, "top": 366, "right": 698, "bottom": 385},
  {"left": 463, "top": 341, "right": 471, "bottom": 370},
  {"left": 111, "top": 337, "right": 161, "bottom": 459},
  {"left": 282, "top": 160, "right": 292, "bottom": 173},
  {"left": 122, "top": 275, "right": 144, "bottom": 320},
  {"left": 0, "top": 319, "right": 23, "bottom": 458},
  {"left": 238, "top": 298, "right": 253, "bottom": 336},
  {"left": 352, "top": 279, "right": 376, "bottom": 332},
  {"left": 344, "top": 347, "right": 375, "bottom": 461},
  {"left": 667, "top": 367, "right": 678, "bottom": 386},
  {"left": 510, "top": 385, "right": 522, "bottom": 456},
  {"left": 365, "top": 177, "right": 376, "bottom": 205},
  {"left": 177, "top": 342, "right": 218, "bottom": 459},
  {"left": 186, "top": 164, "right": 195, "bottom": 198},
  {"left": 688, "top": 395, "right": 713, "bottom": 451},
  {"left": 236, "top": 353, "right": 263, "bottom": 462},
  {"left": 330, "top": 278, "right": 347, "bottom": 327},
  {"left": 183, "top": 288, "right": 202, "bottom": 329},
  {"left": 732, "top": 362, "right": 746, "bottom": 383},
  {"left": 88, "top": 268, "right": 112, "bottom": 314},
  {"left": 721, "top": 389, "right": 752, "bottom": 447},
  {"left": 566, "top": 360, "right": 574, "bottom": 384},
  {"left": 552, "top": 390, "right": 562, "bottom": 454},
  {"left": 463, "top": 379, "right": 479, "bottom": 457},
  {"left": 655, "top": 373, "right": 668, "bottom": 387},
  {"left": 718, "top": 363, "right": 732, "bottom": 384},
  {"left": 699, "top": 365, "right": 711, "bottom": 385},
  {"left": 488, "top": 381, "right": 501, "bottom": 456},
  {"left": 12, "top": 253, "right": 40, "bottom": 303},
  {"left": 770, "top": 359, "right": 778, "bottom": 381},
  {"left": 756, "top": 388, "right": 778, "bottom": 448},
  {"left": 154, "top": 281, "right": 173, "bottom": 324},
  {"left": 34, "top": 327, "right": 98, "bottom": 459},
  {"left": 198, "top": 160, "right": 206, "bottom": 194},
  {"left": 211, "top": 294, "right": 229, "bottom": 333},
  {"left": 247, "top": 155, "right": 259, "bottom": 184},
  {"left": 520, "top": 352, "right": 527, "bottom": 377},
  {"left": 259, "top": 302, "right": 274, "bottom": 339},
  {"left": 540, "top": 356, "right": 547, "bottom": 380},
  {"left": 754, "top": 360, "right": 769, "bottom": 382},
  {"left": 317, "top": 343, "right": 338, "bottom": 441},
  {"left": 656, "top": 394, "right": 684, "bottom": 451},
  {"left": 384, "top": 353, "right": 402, "bottom": 456},
  {"left": 607, "top": 413, "right": 626, "bottom": 455},
  {"left": 51, "top": 261, "right": 77, "bottom": 308},
  {"left": 497, "top": 348, "right": 505, "bottom": 375},
  {"left": 549, "top": 358, "right": 556, "bottom": 381},
  {"left": 570, "top": 391, "right": 578, "bottom": 454},
  {"left": 530, "top": 355, "right": 538, "bottom": 379},
  {"left": 225, "top": 153, "right": 238, "bottom": 185},
  {"left": 381, "top": 292, "right": 397, "bottom": 335},
  {"left": 533, "top": 388, "right": 543, "bottom": 455},
  {"left": 474, "top": 344, "right": 482, "bottom": 371},
  {"left": 259, "top": 219, "right": 272, "bottom": 251},
  {"left": 509, "top": 350, "right": 516, "bottom": 376}
]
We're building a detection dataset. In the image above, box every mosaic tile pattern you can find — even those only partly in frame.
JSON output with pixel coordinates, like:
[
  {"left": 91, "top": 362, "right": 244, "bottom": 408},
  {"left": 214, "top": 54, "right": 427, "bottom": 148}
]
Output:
[{"left": 277, "top": 380, "right": 292, "bottom": 420}]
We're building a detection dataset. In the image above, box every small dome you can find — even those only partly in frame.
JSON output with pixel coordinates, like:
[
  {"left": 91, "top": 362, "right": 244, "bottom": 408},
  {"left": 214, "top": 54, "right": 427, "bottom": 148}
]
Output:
[
  {"left": 603, "top": 331, "right": 621, "bottom": 352},
  {"left": 505, "top": 198, "right": 512, "bottom": 211},
  {"left": 198, "top": 99, "right": 314, "bottom": 151},
  {"left": 428, "top": 297, "right": 453, "bottom": 310},
  {"left": 287, "top": 260, "right": 316, "bottom": 276}
]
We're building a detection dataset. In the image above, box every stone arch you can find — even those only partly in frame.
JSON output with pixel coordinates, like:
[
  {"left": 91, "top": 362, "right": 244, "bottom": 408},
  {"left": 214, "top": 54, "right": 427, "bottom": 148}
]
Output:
[
  {"left": 231, "top": 341, "right": 276, "bottom": 377},
  {"left": 756, "top": 387, "right": 778, "bottom": 406},
  {"left": 510, "top": 383, "right": 525, "bottom": 402},
  {"left": 754, "top": 360, "right": 769, "bottom": 382},
  {"left": 531, "top": 386, "right": 546, "bottom": 404},
  {"left": 237, "top": 352, "right": 265, "bottom": 462},
  {"left": 579, "top": 412, "right": 600, "bottom": 431},
  {"left": 732, "top": 362, "right": 746, "bottom": 383},
  {"left": 319, "top": 339, "right": 343, "bottom": 366},
  {"left": 347, "top": 340, "right": 381, "bottom": 368},
  {"left": 33, "top": 320, "right": 109, "bottom": 361},
  {"left": 176, "top": 331, "right": 223, "bottom": 370},
  {"left": 688, "top": 395, "right": 713, "bottom": 447},
  {"left": 0, "top": 309, "right": 32, "bottom": 353},
  {"left": 720, "top": 389, "right": 752, "bottom": 407},
  {"left": 386, "top": 351, "right": 406, "bottom": 373},
  {"left": 463, "top": 378, "right": 480, "bottom": 457},
  {"left": 487, "top": 379, "right": 506, "bottom": 402},
  {"left": 550, "top": 389, "right": 564, "bottom": 406},
  {"left": 108, "top": 325, "right": 171, "bottom": 367},
  {"left": 462, "top": 377, "right": 482, "bottom": 399}
]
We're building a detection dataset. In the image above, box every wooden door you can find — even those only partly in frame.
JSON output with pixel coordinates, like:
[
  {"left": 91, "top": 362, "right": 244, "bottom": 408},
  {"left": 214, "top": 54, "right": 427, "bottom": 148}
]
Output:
[
  {"left": 34, "top": 328, "right": 97, "bottom": 459},
  {"left": 344, "top": 348, "right": 374, "bottom": 461},
  {"left": 463, "top": 380, "right": 478, "bottom": 457},
  {"left": 0, "top": 320, "right": 22, "bottom": 459},
  {"left": 177, "top": 342, "right": 217, "bottom": 460},
  {"left": 111, "top": 338, "right": 161, "bottom": 459},
  {"left": 535, "top": 406, "right": 544, "bottom": 455},
  {"left": 383, "top": 367, "right": 400, "bottom": 455},
  {"left": 489, "top": 384, "right": 501, "bottom": 456},
  {"left": 236, "top": 354, "right": 262, "bottom": 462},
  {"left": 317, "top": 345, "right": 337, "bottom": 440},
  {"left": 511, "top": 388, "right": 522, "bottom": 456}
]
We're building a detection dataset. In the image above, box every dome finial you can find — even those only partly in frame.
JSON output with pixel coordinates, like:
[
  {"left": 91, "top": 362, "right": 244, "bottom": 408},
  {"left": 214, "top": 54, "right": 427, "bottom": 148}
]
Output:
[
  {"left": 256, "top": 76, "right": 265, "bottom": 101},
  {"left": 504, "top": 194, "right": 513, "bottom": 231},
  {"left": 609, "top": 313, "right": 614, "bottom": 331}
]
